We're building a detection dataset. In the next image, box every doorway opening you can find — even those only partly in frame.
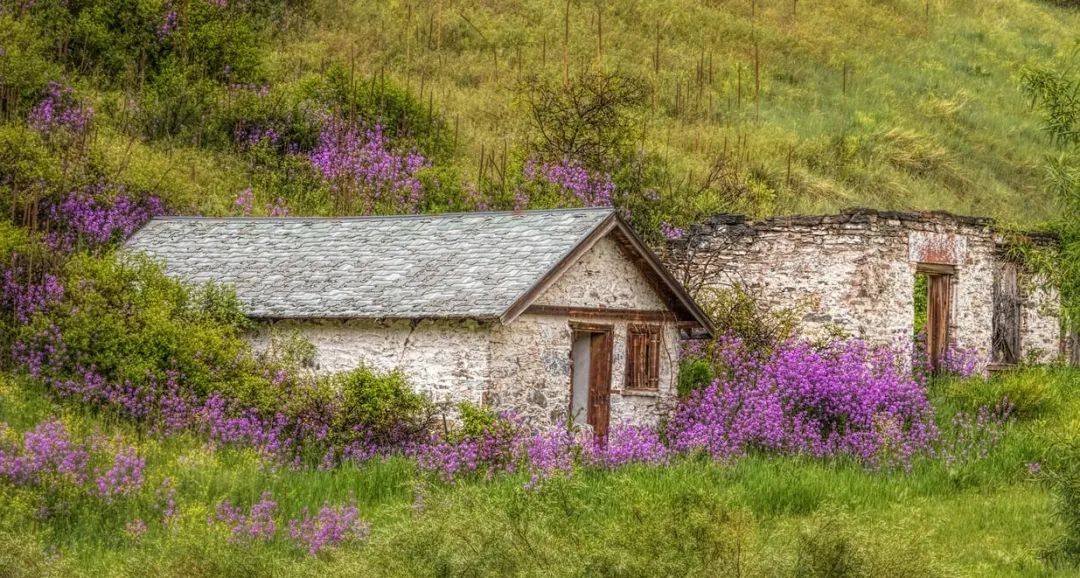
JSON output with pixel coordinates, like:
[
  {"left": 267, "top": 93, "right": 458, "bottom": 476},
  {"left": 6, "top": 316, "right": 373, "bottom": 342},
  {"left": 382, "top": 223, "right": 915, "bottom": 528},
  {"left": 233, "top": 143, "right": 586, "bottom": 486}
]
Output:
[
  {"left": 914, "top": 265, "right": 954, "bottom": 372},
  {"left": 569, "top": 325, "right": 612, "bottom": 439}
]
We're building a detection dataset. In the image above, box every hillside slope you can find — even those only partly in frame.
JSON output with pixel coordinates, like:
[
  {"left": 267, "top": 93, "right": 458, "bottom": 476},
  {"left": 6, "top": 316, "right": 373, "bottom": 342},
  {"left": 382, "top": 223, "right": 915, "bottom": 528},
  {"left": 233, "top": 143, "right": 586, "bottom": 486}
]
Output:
[{"left": 1, "top": 1, "right": 1077, "bottom": 232}]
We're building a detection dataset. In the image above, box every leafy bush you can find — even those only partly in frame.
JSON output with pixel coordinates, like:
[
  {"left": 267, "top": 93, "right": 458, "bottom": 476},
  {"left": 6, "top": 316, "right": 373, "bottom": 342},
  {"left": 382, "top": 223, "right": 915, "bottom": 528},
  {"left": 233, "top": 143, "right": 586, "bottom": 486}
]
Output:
[
  {"left": 324, "top": 366, "right": 433, "bottom": 445},
  {"left": 695, "top": 284, "right": 802, "bottom": 354},
  {"left": 455, "top": 401, "right": 500, "bottom": 438},
  {"left": 677, "top": 357, "right": 715, "bottom": 397}
]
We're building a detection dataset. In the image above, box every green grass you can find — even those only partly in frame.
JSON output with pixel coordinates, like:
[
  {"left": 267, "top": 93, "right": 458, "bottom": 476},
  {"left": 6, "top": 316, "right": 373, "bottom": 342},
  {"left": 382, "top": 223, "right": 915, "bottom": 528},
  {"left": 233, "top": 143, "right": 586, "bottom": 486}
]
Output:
[{"left": 1, "top": 366, "right": 1077, "bottom": 576}]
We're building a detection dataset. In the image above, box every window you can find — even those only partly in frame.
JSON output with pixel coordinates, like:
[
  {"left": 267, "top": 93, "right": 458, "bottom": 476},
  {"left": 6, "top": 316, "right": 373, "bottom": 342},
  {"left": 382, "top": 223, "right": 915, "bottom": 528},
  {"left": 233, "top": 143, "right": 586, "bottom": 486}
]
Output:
[{"left": 625, "top": 325, "right": 661, "bottom": 390}]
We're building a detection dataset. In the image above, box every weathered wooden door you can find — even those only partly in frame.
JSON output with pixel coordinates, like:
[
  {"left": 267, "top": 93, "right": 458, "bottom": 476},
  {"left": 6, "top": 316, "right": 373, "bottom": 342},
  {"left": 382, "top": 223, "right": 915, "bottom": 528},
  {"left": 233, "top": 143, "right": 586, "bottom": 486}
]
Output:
[
  {"left": 926, "top": 273, "right": 952, "bottom": 372},
  {"left": 992, "top": 261, "right": 1021, "bottom": 364},
  {"left": 587, "top": 331, "right": 612, "bottom": 439}
]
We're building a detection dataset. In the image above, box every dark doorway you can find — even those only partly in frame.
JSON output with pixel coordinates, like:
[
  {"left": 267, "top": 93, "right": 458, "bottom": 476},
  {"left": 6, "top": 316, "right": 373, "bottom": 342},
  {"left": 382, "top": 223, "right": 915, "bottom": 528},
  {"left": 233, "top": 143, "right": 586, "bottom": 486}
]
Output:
[
  {"left": 569, "top": 325, "right": 612, "bottom": 439},
  {"left": 992, "top": 260, "right": 1021, "bottom": 364},
  {"left": 916, "top": 265, "right": 954, "bottom": 372}
]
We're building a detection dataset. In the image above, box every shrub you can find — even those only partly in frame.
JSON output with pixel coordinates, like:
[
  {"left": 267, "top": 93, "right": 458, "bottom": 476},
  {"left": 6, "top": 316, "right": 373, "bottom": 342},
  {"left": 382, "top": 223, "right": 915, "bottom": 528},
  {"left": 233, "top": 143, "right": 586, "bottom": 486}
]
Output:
[
  {"left": 677, "top": 356, "right": 715, "bottom": 397},
  {"left": 793, "top": 514, "right": 938, "bottom": 577},
  {"left": 325, "top": 366, "right": 433, "bottom": 445},
  {"left": 695, "top": 284, "right": 802, "bottom": 354},
  {"left": 667, "top": 337, "right": 938, "bottom": 467}
]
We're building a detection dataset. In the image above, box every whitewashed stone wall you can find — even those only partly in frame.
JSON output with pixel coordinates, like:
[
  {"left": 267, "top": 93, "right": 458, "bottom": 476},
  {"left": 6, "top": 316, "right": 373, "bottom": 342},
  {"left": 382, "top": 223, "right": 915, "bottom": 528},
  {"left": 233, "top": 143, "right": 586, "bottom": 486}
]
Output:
[
  {"left": 671, "top": 210, "right": 1062, "bottom": 370},
  {"left": 249, "top": 318, "right": 492, "bottom": 406}
]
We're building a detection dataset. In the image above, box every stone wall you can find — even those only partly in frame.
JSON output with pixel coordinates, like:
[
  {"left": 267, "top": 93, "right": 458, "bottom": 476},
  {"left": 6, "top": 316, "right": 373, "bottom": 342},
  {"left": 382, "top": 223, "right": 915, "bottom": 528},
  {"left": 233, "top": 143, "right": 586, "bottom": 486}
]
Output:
[
  {"left": 491, "top": 234, "right": 680, "bottom": 428},
  {"left": 671, "top": 209, "right": 1062, "bottom": 369},
  {"left": 488, "top": 314, "right": 679, "bottom": 429},
  {"left": 249, "top": 318, "right": 493, "bottom": 406},
  {"left": 1020, "top": 277, "right": 1062, "bottom": 362}
]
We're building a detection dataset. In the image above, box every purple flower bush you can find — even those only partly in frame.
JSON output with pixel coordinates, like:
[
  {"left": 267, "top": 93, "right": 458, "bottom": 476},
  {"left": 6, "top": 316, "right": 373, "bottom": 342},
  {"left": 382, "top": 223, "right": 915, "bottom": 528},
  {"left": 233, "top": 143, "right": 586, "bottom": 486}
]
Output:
[
  {"left": 1, "top": 268, "right": 64, "bottom": 324},
  {"left": 0, "top": 418, "right": 144, "bottom": 501},
  {"left": 28, "top": 82, "right": 94, "bottom": 137},
  {"left": 289, "top": 503, "right": 371, "bottom": 555},
  {"left": 667, "top": 337, "right": 939, "bottom": 468},
  {"left": 45, "top": 187, "right": 164, "bottom": 252},
  {"left": 309, "top": 117, "right": 427, "bottom": 214},
  {"left": 212, "top": 491, "right": 278, "bottom": 543},
  {"left": 523, "top": 159, "right": 614, "bottom": 207},
  {"left": 209, "top": 492, "right": 371, "bottom": 555}
]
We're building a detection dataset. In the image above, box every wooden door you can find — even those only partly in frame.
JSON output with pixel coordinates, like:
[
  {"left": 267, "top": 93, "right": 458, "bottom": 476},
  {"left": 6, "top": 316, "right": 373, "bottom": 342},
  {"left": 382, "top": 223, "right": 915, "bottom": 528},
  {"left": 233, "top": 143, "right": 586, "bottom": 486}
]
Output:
[
  {"left": 926, "top": 273, "right": 952, "bottom": 372},
  {"left": 587, "top": 331, "right": 612, "bottom": 439}
]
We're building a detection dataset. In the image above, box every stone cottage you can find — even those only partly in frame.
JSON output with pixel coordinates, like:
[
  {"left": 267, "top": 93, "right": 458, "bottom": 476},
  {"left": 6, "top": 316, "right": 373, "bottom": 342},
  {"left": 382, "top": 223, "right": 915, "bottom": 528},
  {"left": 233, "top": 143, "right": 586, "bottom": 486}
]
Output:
[
  {"left": 668, "top": 208, "right": 1065, "bottom": 371},
  {"left": 126, "top": 208, "right": 714, "bottom": 434}
]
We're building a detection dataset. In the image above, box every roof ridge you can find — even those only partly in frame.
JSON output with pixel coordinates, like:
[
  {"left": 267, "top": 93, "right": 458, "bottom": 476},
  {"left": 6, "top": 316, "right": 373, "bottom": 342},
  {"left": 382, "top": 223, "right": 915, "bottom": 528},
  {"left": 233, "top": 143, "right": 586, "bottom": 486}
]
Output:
[{"left": 147, "top": 207, "right": 615, "bottom": 223}]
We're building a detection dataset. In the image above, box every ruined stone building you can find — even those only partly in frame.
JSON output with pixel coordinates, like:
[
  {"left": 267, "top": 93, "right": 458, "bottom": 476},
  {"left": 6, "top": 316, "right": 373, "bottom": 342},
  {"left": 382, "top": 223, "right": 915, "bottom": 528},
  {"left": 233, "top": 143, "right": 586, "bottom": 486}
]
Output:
[
  {"left": 669, "top": 208, "right": 1064, "bottom": 371},
  {"left": 126, "top": 209, "right": 713, "bottom": 435}
]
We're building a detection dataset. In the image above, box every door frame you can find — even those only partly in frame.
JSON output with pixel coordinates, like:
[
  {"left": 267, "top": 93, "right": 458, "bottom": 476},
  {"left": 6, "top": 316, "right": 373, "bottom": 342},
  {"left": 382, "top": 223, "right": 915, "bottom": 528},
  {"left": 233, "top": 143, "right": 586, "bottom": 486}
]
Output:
[
  {"left": 917, "top": 263, "right": 955, "bottom": 373},
  {"left": 568, "top": 322, "right": 613, "bottom": 439}
]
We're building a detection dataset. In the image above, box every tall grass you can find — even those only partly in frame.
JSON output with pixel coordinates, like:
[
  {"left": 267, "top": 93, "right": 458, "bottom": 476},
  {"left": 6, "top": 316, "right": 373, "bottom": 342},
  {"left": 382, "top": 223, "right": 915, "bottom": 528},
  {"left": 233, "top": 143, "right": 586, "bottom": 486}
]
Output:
[{"left": 1, "top": 366, "right": 1077, "bottom": 576}]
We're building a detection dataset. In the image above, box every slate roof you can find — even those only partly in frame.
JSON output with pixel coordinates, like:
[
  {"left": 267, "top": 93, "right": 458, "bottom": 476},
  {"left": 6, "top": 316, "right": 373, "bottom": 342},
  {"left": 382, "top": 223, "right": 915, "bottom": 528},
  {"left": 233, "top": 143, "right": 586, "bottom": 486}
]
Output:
[{"left": 126, "top": 208, "right": 619, "bottom": 320}]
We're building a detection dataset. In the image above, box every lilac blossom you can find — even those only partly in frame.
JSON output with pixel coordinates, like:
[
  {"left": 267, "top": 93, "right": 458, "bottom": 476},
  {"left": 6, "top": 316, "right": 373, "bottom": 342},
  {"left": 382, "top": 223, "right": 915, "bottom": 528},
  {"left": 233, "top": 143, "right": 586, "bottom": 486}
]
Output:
[
  {"left": 95, "top": 447, "right": 145, "bottom": 501},
  {"left": 1, "top": 269, "right": 64, "bottom": 324},
  {"left": 234, "top": 187, "right": 255, "bottom": 215},
  {"left": 46, "top": 188, "right": 164, "bottom": 251},
  {"left": 158, "top": 7, "right": 178, "bottom": 39},
  {"left": 288, "top": 503, "right": 370, "bottom": 555},
  {"left": 660, "top": 222, "right": 685, "bottom": 240},
  {"left": 667, "top": 337, "right": 939, "bottom": 468},
  {"left": 524, "top": 159, "right": 614, "bottom": 207},
  {"left": 212, "top": 492, "right": 278, "bottom": 542},
  {"left": 28, "top": 82, "right": 93, "bottom": 136},
  {"left": 0, "top": 418, "right": 145, "bottom": 500},
  {"left": 309, "top": 117, "right": 427, "bottom": 214}
]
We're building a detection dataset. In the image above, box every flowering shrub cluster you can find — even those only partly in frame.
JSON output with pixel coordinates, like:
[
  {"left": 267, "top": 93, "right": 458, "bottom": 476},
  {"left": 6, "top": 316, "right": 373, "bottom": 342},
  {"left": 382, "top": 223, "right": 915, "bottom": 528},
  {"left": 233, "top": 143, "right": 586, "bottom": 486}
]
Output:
[
  {"left": 668, "top": 337, "right": 939, "bottom": 468},
  {"left": 1, "top": 268, "right": 64, "bottom": 324},
  {"left": 523, "top": 159, "right": 614, "bottom": 208},
  {"left": 45, "top": 187, "right": 164, "bottom": 252},
  {"left": 309, "top": 118, "right": 427, "bottom": 214},
  {"left": 28, "top": 82, "right": 94, "bottom": 137},
  {"left": 289, "top": 503, "right": 371, "bottom": 555},
  {"left": 0, "top": 419, "right": 145, "bottom": 502},
  {"left": 212, "top": 492, "right": 278, "bottom": 543},
  {"left": 209, "top": 492, "right": 370, "bottom": 555}
]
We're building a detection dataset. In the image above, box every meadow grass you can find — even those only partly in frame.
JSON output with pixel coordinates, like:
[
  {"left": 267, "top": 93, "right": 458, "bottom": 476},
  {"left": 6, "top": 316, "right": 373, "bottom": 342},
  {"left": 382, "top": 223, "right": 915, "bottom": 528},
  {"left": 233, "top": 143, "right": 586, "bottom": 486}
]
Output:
[{"left": 0, "top": 366, "right": 1077, "bottom": 576}]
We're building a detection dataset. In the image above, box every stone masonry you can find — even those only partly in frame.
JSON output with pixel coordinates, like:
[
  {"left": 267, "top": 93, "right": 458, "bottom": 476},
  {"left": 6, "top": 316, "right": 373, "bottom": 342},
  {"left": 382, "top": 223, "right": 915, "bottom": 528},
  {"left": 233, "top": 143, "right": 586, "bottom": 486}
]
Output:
[{"left": 670, "top": 208, "right": 1063, "bottom": 369}]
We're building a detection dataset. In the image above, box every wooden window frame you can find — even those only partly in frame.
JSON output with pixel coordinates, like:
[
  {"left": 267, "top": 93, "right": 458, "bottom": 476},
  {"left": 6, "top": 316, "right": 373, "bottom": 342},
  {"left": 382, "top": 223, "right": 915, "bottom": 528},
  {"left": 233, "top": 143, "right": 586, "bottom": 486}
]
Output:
[{"left": 625, "top": 324, "right": 662, "bottom": 391}]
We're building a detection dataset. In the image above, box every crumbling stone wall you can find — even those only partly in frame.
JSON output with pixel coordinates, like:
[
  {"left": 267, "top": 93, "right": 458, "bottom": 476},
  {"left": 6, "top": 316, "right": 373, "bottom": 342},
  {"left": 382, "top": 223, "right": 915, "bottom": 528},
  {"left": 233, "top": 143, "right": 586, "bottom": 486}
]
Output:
[
  {"left": 1020, "top": 279, "right": 1062, "bottom": 362},
  {"left": 671, "top": 209, "right": 1062, "bottom": 368}
]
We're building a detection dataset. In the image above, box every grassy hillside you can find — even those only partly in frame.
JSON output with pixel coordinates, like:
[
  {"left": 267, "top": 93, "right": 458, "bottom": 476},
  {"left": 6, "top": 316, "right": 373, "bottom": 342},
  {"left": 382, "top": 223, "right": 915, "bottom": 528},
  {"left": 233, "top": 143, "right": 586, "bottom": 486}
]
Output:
[
  {"left": 2, "top": 0, "right": 1078, "bottom": 231},
  {"left": 1, "top": 367, "right": 1077, "bottom": 576}
]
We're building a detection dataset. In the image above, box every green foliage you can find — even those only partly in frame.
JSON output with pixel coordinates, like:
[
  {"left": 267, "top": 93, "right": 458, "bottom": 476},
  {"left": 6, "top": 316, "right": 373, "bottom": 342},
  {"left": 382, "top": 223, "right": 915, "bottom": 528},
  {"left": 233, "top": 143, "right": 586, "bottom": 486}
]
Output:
[
  {"left": 322, "top": 365, "right": 433, "bottom": 443},
  {"left": 677, "top": 357, "right": 715, "bottom": 397},
  {"left": 26, "top": 252, "right": 261, "bottom": 403},
  {"left": 794, "top": 513, "right": 938, "bottom": 577},
  {"left": 913, "top": 272, "right": 928, "bottom": 336},
  {"left": 1048, "top": 440, "right": 1080, "bottom": 566},
  {"left": 697, "top": 283, "right": 802, "bottom": 353},
  {"left": 938, "top": 366, "right": 1068, "bottom": 420},
  {"left": 455, "top": 401, "right": 499, "bottom": 438}
]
